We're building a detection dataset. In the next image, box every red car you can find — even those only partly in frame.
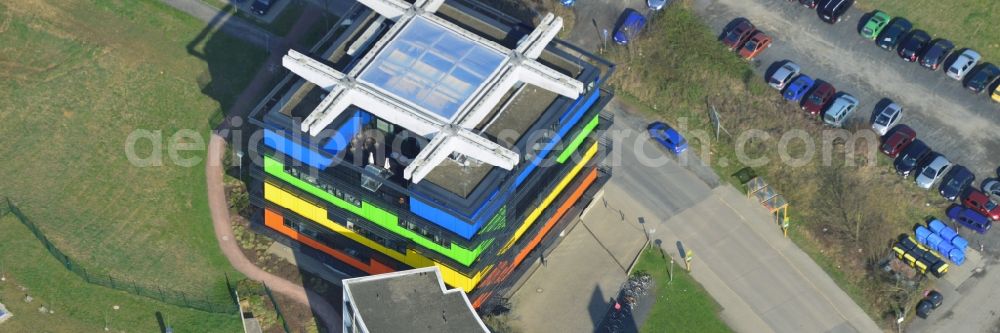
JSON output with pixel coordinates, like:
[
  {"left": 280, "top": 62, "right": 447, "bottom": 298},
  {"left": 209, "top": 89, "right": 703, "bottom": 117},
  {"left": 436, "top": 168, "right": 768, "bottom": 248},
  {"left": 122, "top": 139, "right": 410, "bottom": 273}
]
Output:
[
  {"left": 801, "top": 82, "right": 836, "bottom": 116},
  {"left": 964, "top": 190, "right": 1000, "bottom": 220},
  {"left": 880, "top": 125, "right": 916, "bottom": 157},
  {"left": 738, "top": 31, "right": 772, "bottom": 59},
  {"left": 722, "top": 20, "right": 755, "bottom": 51}
]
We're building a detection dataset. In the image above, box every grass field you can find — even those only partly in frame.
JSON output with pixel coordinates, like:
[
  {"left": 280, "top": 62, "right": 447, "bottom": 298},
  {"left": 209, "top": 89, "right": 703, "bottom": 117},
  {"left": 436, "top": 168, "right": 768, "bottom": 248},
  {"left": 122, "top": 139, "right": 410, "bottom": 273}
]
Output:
[
  {"left": 0, "top": 0, "right": 267, "bottom": 301},
  {"left": 859, "top": 0, "right": 1000, "bottom": 62},
  {"left": 0, "top": 216, "right": 242, "bottom": 332},
  {"left": 606, "top": 3, "right": 949, "bottom": 327},
  {"left": 632, "top": 247, "right": 732, "bottom": 333}
]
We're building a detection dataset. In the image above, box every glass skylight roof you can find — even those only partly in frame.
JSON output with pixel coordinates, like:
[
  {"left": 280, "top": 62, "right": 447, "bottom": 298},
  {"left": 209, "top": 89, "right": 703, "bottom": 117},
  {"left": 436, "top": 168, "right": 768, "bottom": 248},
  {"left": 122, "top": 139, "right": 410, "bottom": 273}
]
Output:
[{"left": 358, "top": 16, "right": 507, "bottom": 120}]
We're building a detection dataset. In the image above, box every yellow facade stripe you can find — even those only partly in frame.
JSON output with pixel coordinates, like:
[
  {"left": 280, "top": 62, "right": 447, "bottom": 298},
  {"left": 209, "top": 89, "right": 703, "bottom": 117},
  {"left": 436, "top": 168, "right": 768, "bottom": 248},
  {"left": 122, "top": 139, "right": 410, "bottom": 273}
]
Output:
[
  {"left": 264, "top": 182, "right": 489, "bottom": 292},
  {"left": 500, "top": 141, "right": 599, "bottom": 254}
]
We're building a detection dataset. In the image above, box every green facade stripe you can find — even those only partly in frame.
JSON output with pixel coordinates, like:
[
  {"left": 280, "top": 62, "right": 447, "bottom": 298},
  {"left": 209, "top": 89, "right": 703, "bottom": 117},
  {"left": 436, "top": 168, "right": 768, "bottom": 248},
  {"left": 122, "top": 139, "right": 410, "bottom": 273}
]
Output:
[
  {"left": 557, "top": 113, "right": 600, "bottom": 163},
  {"left": 479, "top": 206, "right": 507, "bottom": 234},
  {"left": 263, "top": 156, "right": 489, "bottom": 266}
]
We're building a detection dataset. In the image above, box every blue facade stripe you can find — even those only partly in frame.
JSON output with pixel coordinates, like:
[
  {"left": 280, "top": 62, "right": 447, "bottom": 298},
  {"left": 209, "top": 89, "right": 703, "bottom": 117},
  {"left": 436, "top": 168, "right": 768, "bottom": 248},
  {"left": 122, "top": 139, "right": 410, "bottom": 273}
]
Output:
[
  {"left": 410, "top": 196, "right": 478, "bottom": 239},
  {"left": 264, "top": 129, "right": 334, "bottom": 170}
]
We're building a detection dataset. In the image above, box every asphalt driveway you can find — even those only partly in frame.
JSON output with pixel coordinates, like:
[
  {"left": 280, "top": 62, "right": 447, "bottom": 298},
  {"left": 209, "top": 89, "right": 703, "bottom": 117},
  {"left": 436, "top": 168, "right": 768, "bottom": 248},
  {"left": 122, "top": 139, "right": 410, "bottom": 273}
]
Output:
[{"left": 688, "top": 0, "right": 1000, "bottom": 179}]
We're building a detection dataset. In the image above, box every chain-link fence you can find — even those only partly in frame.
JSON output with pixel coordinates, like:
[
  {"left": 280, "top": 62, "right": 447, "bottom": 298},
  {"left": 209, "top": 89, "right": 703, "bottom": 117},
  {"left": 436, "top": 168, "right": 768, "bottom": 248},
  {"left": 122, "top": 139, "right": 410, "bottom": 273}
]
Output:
[{"left": 1, "top": 197, "right": 238, "bottom": 314}]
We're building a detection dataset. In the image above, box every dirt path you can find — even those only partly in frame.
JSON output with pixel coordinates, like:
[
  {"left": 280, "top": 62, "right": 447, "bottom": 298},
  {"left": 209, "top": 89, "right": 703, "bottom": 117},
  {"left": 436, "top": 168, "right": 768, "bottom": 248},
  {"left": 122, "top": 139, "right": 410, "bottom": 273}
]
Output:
[
  {"left": 194, "top": 3, "right": 344, "bottom": 332},
  {"left": 207, "top": 134, "right": 342, "bottom": 331}
]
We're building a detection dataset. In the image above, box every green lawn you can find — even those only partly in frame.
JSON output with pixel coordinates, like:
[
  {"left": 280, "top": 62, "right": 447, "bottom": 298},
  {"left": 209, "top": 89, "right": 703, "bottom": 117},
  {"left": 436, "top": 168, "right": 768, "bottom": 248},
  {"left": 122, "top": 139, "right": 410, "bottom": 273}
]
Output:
[
  {"left": 0, "top": 0, "right": 266, "bottom": 301},
  {"left": 0, "top": 216, "right": 242, "bottom": 332},
  {"left": 632, "top": 247, "right": 732, "bottom": 333},
  {"left": 859, "top": 0, "right": 1000, "bottom": 61}
]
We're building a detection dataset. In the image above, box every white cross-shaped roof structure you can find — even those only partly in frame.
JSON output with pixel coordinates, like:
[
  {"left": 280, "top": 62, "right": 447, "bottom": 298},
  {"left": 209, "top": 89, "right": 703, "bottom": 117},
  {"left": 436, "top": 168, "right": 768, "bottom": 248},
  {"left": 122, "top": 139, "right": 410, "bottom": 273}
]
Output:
[{"left": 281, "top": 0, "right": 583, "bottom": 183}]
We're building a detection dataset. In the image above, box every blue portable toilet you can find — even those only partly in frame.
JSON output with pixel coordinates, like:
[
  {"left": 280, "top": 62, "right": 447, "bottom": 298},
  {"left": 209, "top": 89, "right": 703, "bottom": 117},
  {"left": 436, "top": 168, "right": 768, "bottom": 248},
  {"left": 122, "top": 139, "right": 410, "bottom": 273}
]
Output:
[
  {"left": 938, "top": 226, "right": 958, "bottom": 244},
  {"left": 915, "top": 226, "right": 932, "bottom": 244},
  {"left": 928, "top": 219, "right": 947, "bottom": 234},
  {"left": 949, "top": 249, "right": 966, "bottom": 265},
  {"left": 936, "top": 242, "right": 954, "bottom": 258},
  {"left": 951, "top": 235, "right": 969, "bottom": 251},
  {"left": 925, "top": 233, "right": 943, "bottom": 250}
]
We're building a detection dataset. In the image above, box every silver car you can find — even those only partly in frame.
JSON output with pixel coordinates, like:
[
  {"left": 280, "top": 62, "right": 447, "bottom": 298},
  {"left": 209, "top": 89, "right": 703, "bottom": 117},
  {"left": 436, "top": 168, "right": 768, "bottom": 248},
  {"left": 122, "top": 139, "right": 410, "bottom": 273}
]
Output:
[
  {"left": 983, "top": 180, "right": 1000, "bottom": 198},
  {"left": 947, "top": 49, "right": 981, "bottom": 80},
  {"left": 871, "top": 102, "right": 902, "bottom": 136},
  {"left": 823, "top": 93, "right": 859, "bottom": 127},
  {"left": 916, "top": 155, "right": 951, "bottom": 189},
  {"left": 769, "top": 61, "right": 801, "bottom": 90},
  {"left": 647, "top": 0, "right": 669, "bottom": 10}
]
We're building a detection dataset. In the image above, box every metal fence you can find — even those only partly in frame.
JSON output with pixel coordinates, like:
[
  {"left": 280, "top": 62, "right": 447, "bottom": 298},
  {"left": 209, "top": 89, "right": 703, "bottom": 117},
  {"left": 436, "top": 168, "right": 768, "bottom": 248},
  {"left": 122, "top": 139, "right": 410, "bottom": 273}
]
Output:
[{"left": 1, "top": 197, "right": 239, "bottom": 314}]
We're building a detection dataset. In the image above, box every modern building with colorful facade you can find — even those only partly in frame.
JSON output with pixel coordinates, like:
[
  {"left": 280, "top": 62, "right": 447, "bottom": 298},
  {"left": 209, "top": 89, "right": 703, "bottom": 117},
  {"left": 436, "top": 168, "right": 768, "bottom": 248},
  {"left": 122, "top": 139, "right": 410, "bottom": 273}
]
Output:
[{"left": 246, "top": 0, "right": 614, "bottom": 311}]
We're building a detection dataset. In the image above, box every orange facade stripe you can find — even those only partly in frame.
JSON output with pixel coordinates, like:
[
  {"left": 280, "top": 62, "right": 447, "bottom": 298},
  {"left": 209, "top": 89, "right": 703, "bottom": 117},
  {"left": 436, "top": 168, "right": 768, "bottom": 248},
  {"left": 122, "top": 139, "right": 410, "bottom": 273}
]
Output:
[
  {"left": 264, "top": 209, "right": 395, "bottom": 275},
  {"left": 513, "top": 168, "right": 599, "bottom": 267},
  {"left": 475, "top": 168, "right": 600, "bottom": 308}
]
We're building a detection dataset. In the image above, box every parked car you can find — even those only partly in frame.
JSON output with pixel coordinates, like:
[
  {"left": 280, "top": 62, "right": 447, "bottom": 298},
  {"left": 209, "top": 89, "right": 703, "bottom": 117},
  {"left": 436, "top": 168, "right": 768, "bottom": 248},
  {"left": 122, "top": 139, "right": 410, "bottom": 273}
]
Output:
[
  {"left": 916, "top": 154, "right": 951, "bottom": 189},
  {"left": 739, "top": 31, "right": 772, "bottom": 59},
  {"left": 947, "top": 49, "right": 981, "bottom": 80},
  {"left": 947, "top": 205, "right": 991, "bottom": 234},
  {"left": 964, "top": 63, "right": 1000, "bottom": 94},
  {"left": 898, "top": 30, "right": 931, "bottom": 62},
  {"left": 722, "top": 19, "right": 755, "bottom": 50},
  {"left": 614, "top": 9, "right": 647, "bottom": 44},
  {"left": 894, "top": 140, "right": 930, "bottom": 177},
  {"left": 250, "top": 0, "right": 275, "bottom": 16},
  {"left": 876, "top": 17, "right": 912, "bottom": 51},
  {"left": 822, "top": 93, "right": 859, "bottom": 127},
  {"left": 799, "top": 0, "right": 819, "bottom": 9},
  {"left": 769, "top": 62, "right": 801, "bottom": 90},
  {"left": 871, "top": 102, "right": 902, "bottom": 136},
  {"left": 939, "top": 165, "right": 974, "bottom": 201},
  {"left": 647, "top": 0, "right": 670, "bottom": 11},
  {"left": 983, "top": 180, "right": 1000, "bottom": 198},
  {"left": 818, "top": 0, "right": 854, "bottom": 24},
  {"left": 880, "top": 124, "right": 915, "bottom": 157},
  {"left": 648, "top": 122, "right": 688, "bottom": 154},
  {"left": 919, "top": 39, "right": 955, "bottom": 71},
  {"left": 964, "top": 189, "right": 1000, "bottom": 221},
  {"left": 915, "top": 290, "right": 943, "bottom": 319},
  {"left": 783, "top": 75, "right": 815, "bottom": 102},
  {"left": 861, "top": 11, "right": 891, "bottom": 40},
  {"left": 801, "top": 81, "right": 836, "bottom": 116}
]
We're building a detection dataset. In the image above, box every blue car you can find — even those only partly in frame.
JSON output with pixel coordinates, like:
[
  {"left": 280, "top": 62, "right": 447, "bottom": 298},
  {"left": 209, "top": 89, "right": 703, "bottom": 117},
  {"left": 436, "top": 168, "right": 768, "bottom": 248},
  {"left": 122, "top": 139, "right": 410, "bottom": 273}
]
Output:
[
  {"left": 614, "top": 9, "right": 647, "bottom": 45},
  {"left": 783, "top": 75, "right": 815, "bottom": 102},
  {"left": 648, "top": 122, "right": 688, "bottom": 154},
  {"left": 947, "top": 205, "right": 991, "bottom": 234}
]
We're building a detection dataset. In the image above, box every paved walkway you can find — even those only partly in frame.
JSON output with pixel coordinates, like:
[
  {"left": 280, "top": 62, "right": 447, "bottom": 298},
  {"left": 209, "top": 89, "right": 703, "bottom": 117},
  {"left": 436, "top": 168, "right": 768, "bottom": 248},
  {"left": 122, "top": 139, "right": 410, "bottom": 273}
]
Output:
[
  {"left": 509, "top": 191, "right": 648, "bottom": 333},
  {"left": 170, "top": 0, "right": 342, "bottom": 330},
  {"left": 511, "top": 101, "right": 879, "bottom": 332},
  {"left": 207, "top": 134, "right": 341, "bottom": 331}
]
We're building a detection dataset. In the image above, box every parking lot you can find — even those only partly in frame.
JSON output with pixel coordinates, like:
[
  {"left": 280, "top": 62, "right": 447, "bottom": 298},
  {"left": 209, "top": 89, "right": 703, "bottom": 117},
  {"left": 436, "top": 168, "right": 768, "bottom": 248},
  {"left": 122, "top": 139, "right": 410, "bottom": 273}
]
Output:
[{"left": 690, "top": 0, "right": 1000, "bottom": 180}]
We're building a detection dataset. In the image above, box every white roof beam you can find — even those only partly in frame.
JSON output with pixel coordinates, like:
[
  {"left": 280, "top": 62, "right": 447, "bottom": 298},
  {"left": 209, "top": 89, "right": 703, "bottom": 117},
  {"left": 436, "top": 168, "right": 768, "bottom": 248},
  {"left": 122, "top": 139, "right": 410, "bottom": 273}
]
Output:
[
  {"left": 355, "top": 0, "right": 410, "bottom": 20},
  {"left": 517, "top": 13, "right": 562, "bottom": 59},
  {"left": 415, "top": 0, "right": 445, "bottom": 13},
  {"left": 519, "top": 60, "right": 584, "bottom": 98},
  {"left": 404, "top": 127, "right": 519, "bottom": 183},
  {"left": 283, "top": 50, "right": 345, "bottom": 90}
]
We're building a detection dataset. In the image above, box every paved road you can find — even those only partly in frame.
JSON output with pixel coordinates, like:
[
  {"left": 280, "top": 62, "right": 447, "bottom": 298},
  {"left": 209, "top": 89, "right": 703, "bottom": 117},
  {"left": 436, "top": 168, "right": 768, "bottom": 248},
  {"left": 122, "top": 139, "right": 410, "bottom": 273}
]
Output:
[
  {"left": 615, "top": 102, "right": 880, "bottom": 333},
  {"left": 689, "top": 0, "right": 1000, "bottom": 179}
]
